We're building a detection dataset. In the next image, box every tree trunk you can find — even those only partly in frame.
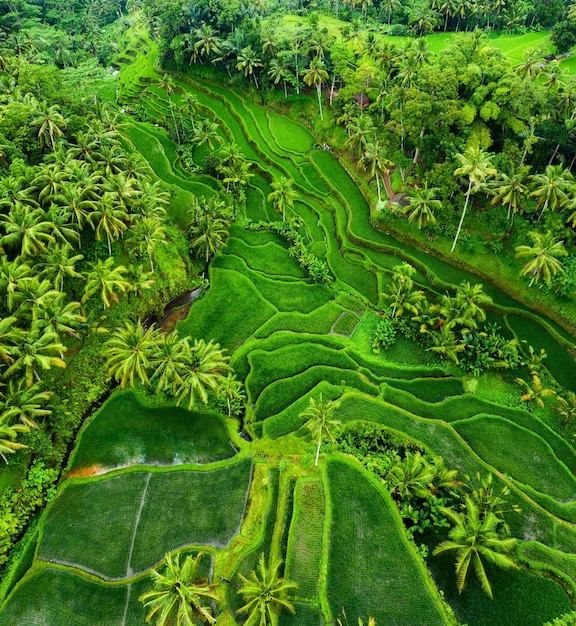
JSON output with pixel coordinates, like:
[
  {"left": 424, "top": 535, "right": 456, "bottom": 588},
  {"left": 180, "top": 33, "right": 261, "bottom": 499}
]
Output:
[
  {"left": 451, "top": 179, "right": 472, "bottom": 253},
  {"left": 314, "top": 438, "right": 321, "bottom": 467},
  {"left": 316, "top": 84, "right": 323, "bottom": 120}
]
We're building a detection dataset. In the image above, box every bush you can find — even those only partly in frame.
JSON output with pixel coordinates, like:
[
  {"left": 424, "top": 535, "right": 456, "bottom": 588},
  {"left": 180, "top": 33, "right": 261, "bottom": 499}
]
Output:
[{"left": 371, "top": 316, "right": 397, "bottom": 353}]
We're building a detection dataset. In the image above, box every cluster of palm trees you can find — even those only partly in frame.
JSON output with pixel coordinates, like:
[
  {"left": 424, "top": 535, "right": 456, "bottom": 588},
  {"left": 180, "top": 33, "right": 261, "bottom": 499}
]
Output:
[
  {"left": 0, "top": 67, "right": 181, "bottom": 459},
  {"left": 103, "top": 320, "right": 236, "bottom": 410},
  {"left": 139, "top": 550, "right": 297, "bottom": 626},
  {"left": 380, "top": 262, "right": 520, "bottom": 368}
]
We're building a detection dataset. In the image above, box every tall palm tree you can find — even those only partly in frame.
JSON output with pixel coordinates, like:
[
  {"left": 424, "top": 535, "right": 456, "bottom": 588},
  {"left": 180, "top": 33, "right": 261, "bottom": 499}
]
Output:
[
  {"left": 515, "top": 231, "right": 567, "bottom": 287},
  {"left": 303, "top": 57, "right": 329, "bottom": 121},
  {"left": 486, "top": 166, "right": 529, "bottom": 225},
  {"left": 237, "top": 553, "right": 297, "bottom": 626},
  {"left": 0, "top": 379, "right": 52, "bottom": 428},
  {"left": 127, "top": 216, "right": 167, "bottom": 272},
  {"left": 174, "top": 338, "right": 231, "bottom": 410},
  {"left": 452, "top": 281, "right": 492, "bottom": 330},
  {"left": 299, "top": 393, "right": 341, "bottom": 467},
  {"left": 528, "top": 164, "right": 570, "bottom": 220},
  {"left": 88, "top": 197, "right": 129, "bottom": 256},
  {"left": 0, "top": 206, "right": 56, "bottom": 258},
  {"left": 0, "top": 316, "right": 25, "bottom": 366},
  {"left": 157, "top": 74, "right": 181, "bottom": 145},
  {"left": 381, "top": 262, "right": 425, "bottom": 319},
  {"left": 268, "top": 57, "right": 293, "bottom": 99},
  {"left": 29, "top": 103, "right": 67, "bottom": 151},
  {"left": 4, "top": 321, "right": 66, "bottom": 387},
  {"left": 403, "top": 183, "right": 441, "bottom": 229},
  {"left": 36, "top": 296, "right": 86, "bottom": 342},
  {"left": 192, "top": 119, "right": 222, "bottom": 153},
  {"left": 37, "top": 245, "right": 84, "bottom": 292},
  {"left": 82, "top": 257, "right": 132, "bottom": 309},
  {"left": 139, "top": 551, "right": 220, "bottom": 625},
  {"left": 188, "top": 213, "right": 230, "bottom": 264},
  {"left": 267, "top": 177, "right": 296, "bottom": 221},
  {"left": 0, "top": 422, "right": 29, "bottom": 464},
  {"left": 150, "top": 332, "right": 188, "bottom": 396},
  {"left": 451, "top": 147, "right": 497, "bottom": 253},
  {"left": 433, "top": 496, "right": 518, "bottom": 599},
  {"left": 236, "top": 46, "right": 263, "bottom": 90},
  {"left": 103, "top": 320, "right": 163, "bottom": 388},
  {"left": 192, "top": 24, "right": 222, "bottom": 63},
  {"left": 359, "top": 141, "right": 395, "bottom": 205}
]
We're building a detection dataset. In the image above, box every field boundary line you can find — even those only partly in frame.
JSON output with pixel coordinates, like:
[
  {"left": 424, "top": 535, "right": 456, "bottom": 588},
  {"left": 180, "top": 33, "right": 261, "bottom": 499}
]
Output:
[{"left": 126, "top": 472, "right": 151, "bottom": 578}]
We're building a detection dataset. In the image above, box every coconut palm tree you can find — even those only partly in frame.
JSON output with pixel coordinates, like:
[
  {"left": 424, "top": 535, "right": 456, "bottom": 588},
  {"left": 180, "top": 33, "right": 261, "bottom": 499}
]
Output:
[
  {"left": 236, "top": 46, "right": 263, "bottom": 90},
  {"left": 451, "top": 147, "right": 497, "bottom": 253},
  {"left": 433, "top": 495, "right": 518, "bottom": 599},
  {"left": 303, "top": 57, "right": 329, "bottom": 121},
  {"left": 0, "top": 422, "right": 29, "bottom": 464},
  {"left": 486, "top": 166, "right": 529, "bottom": 225},
  {"left": 381, "top": 262, "right": 425, "bottom": 319},
  {"left": 36, "top": 296, "right": 86, "bottom": 342},
  {"left": 387, "top": 452, "right": 434, "bottom": 500},
  {"left": 237, "top": 553, "right": 297, "bottom": 626},
  {"left": 174, "top": 339, "right": 231, "bottom": 410},
  {"left": 192, "top": 119, "right": 222, "bottom": 153},
  {"left": 267, "top": 177, "right": 296, "bottom": 222},
  {"left": 37, "top": 244, "right": 84, "bottom": 292},
  {"left": 451, "top": 281, "right": 492, "bottom": 330},
  {"left": 4, "top": 321, "right": 66, "bottom": 387},
  {"left": 82, "top": 257, "right": 132, "bottom": 309},
  {"left": 188, "top": 213, "right": 230, "bottom": 265},
  {"left": 0, "top": 316, "right": 25, "bottom": 366},
  {"left": 103, "top": 320, "right": 163, "bottom": 388},
  {"left": 29, "top": 103, "right": 67, "bottom": 151},
  {"left": 88, "top": 197, "right": 129, "bottom": 256},
  {"left": 0, "top": 206, "right": 56, "bottom": 258},
  {"left": 0, "top": 379, "right": 52, "bottom": 428},
  {"left": 157, "top": 73, "right": 181, "bottom": 144},
  {"left": 218, "top": 373, "right": 246, "bottom": 417},
  {"left": 554, "top": 391, "right": 576, "bottom": 427},
  {"left": 346, "top": 116, "right": 376, "bottom": 158},
  {"left": 528, "top": 164, "right": 570, "bottom": 220},
  {"left": 192, "top": 24, "right": 222, "bottom": 63},
  {"left": 359, "top": 141, "right": 395, "bottom": 205},
  {"left": 139, "top": 551, "right": 220, "bottom": 625},
  {"left": 299, "top": 393, "right": 341, "bottom": 467},
  {"left": 150, "top": 332, "right": 188, "bottom": 396},
  {"left": 515, "top": 231, "right": 567, "bottom": 287},
  {"left": 403, "top": 183, "right": 441, "bottom": 228},
  {"left": 127, "top": 216, "right": 167, "bottom": 272},
  {"left": 426, "top": 326, "right": 466, "bottom": 364},
  {"left": 515, "top": 374, "right": 555, "bottom": 409}
]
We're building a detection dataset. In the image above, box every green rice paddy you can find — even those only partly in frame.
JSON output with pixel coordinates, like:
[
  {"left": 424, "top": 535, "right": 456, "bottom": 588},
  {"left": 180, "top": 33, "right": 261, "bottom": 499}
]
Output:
[{"left": 4, "top": 26, "right": 576, "bottom": 626}]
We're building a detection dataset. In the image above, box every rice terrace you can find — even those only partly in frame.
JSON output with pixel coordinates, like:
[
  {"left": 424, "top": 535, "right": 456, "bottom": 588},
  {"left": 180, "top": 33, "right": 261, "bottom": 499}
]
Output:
[{"left": 2, "top": 1, "right": 576, "bottom": 625}]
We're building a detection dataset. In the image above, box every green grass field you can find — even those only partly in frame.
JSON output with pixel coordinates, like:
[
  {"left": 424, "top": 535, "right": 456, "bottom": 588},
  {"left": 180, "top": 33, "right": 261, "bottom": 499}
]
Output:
[
  {"left": 69, "top": 390, "right": 236, "bottom": 471},
  {"left": 326, "top": 457, "right": 447, "bottom": 625},
  {"left": 38, "top": 459, "right": 252, "bottom": 579}
]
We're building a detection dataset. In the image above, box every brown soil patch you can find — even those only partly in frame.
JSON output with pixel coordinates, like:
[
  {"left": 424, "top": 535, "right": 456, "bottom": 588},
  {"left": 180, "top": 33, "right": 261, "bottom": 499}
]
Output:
[{"left": 66, "top": 464, "right": 110, "bottom": 479}]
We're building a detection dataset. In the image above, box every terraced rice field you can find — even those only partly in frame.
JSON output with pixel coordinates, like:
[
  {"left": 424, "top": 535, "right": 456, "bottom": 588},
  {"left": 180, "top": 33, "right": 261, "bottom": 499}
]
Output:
[{"left": 3, "top": 30, "right": 576, "bottom": 626}]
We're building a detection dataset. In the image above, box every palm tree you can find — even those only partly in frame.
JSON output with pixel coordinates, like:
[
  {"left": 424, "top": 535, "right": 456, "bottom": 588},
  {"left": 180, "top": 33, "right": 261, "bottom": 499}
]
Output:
[
  {"left": 268, "top": 57, "right": 293, "bottom": 99},
  {"left": 82, "top": 257, "right": 132, "bottom": 309},
  {"left": 303, "top": 57, "right": 329, "bottom": 121},
  {"left": 29, "top": 103, "right": 67, "bottom": 151},
  {"left": 426, "top": 326, "right": 466, "bottom": 364},
  {"left": 37, "top": 296, "right": 86, "bottom": 342},
  {"left": 157, "top": 73, "right": 181, "bottom": 144},
  {"left": 346, "top": 116, "right": 375, "bottom": 158},
  {"left": 236, "top": 46, "right": 263, "bottom": 90},
  {"left": 127, "top": 216, "right": 167, "bottom": 272},
  {"left": 237, "top": 553, "right": 297, "bottom": 626},
  {"left": 387, "top": 452, "right": 434, "bottom": 500},
  {"left": 0, "top": 316, "right": 25, "bottom": 366},
  {"left": 433, "top": 495, "right": 518, "bottom": 599},
  {"left": 150, "top": 332, "right": 187, "bottom": 396},
  {"left": 359, "top": 141, "right": 395, "bottom": 205},
  {"left": 139, "top": 551, "right": 220, "bottom": 625},
  {"left": 193, "top": 24, "right": 222, "bottom": 63},
  {"left": 103, "top": 320, "right": 163, "bottom": 388},
  {"left": 299, "top": 393, "right": 341, "bottom": 467},
  {"left": 381, "top": 262, "right": 425, "bottom": 319},
  {"left": 4, "top": 321, "right": 66, "bottom": 387},
  {"left": 0, "top": 422, "right": 29, "bottom": 464},
  {"left": 174, "top": 339, "right": 231, "bottom": 410},
  {"left": 0, "top": 206, "right": 56, "bottom": 257},
  {"left": 515, "top": 374, "right": 555, "bottom": 409},
  {"left": 486, "top": 166, "right": 529, "bottom": 226},
  {"left": 528, "top": 164, "right": 570, "bottom": 220},
  {"left": 451, "top": 147, "right": 497, "bottom": 253},
  {"left": 37, "top": 244, "right": 84, "bottom": 291},
  {"left": 88, "top": 197, "right": 129, "bottom": 256},
  {"left": 218, "top": 373, "right": 245, "bottom": 417},
  {"left": 267, "top": 177, "right": 296, "bottom": 221},
  {"left": 192, "top": 119, "right": 222, "bottom": 153},
  {"left": 188, "top": 213, "right": 230, "bottom": 264},
  {"left": 515, "top": 231, "right": 567, "bottom": 287},
  {"left": 554, "top": 391, "right": 576, "bottom": 427},
  {"left": 452, "top": 281, "right": 492, "bottom": 330},
  {"left": 403, "top": 183, "right": 441, "bottom": 229},
  {"left": 0, "top": 379, "right": 52, "bottom": 428}
]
